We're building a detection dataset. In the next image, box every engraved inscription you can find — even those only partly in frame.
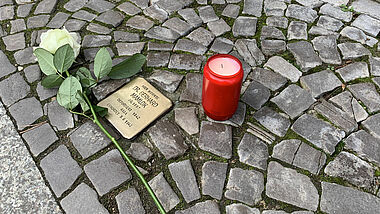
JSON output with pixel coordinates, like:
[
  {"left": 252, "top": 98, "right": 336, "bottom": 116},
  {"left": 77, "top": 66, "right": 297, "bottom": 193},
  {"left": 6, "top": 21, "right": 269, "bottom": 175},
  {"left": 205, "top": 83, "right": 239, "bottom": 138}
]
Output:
[{"left": 98, "top": 77, "right": 172, "bottom": 139}]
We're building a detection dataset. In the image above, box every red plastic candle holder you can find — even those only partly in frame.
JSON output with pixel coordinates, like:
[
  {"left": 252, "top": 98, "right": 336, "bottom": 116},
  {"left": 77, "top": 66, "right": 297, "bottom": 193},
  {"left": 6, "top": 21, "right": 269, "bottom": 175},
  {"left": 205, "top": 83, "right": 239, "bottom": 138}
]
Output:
[{"left": 202, "top": 54, "right": 243, "bottom": 121}]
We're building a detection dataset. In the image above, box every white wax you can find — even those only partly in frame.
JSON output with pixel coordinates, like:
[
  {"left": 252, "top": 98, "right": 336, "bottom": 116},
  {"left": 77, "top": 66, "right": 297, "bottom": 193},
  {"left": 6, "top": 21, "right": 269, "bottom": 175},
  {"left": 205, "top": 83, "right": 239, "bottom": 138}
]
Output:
[{"left": 208, "top": 57, "right": 240, "bottom": 76}]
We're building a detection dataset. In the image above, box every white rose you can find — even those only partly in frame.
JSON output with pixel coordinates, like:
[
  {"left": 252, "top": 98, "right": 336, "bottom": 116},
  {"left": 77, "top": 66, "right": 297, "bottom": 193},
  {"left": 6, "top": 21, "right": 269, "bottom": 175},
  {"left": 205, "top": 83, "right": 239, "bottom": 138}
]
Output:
[{"left": 39, "top": 28, "right": 81, "bottom": 58}]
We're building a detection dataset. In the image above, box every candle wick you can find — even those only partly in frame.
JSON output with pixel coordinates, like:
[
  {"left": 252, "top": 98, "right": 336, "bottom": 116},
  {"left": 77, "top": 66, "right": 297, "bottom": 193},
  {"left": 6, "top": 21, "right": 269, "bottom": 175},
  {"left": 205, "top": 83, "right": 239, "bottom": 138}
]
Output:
[{"left": 221, "top": 64, "right": 223, "bottom": 68}]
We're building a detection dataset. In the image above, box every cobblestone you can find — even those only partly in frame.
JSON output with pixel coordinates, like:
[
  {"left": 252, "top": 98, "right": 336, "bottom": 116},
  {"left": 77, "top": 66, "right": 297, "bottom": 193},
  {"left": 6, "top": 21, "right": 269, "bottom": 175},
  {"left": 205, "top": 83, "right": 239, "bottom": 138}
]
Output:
[
  {"left": 201, "top": 161, "right": 228, "bottom": 200},
  {"left": 40, "top": 145, "right": 82, "bottom": 197},
  {"left": 85, "top": 149, "right": 131, "bottom": 196},
  {"left": 225, "top": 168, "right": 264, "bottom": 205},
  {"left": 169, "top": 160, "right": 201, "bottom": 203}
]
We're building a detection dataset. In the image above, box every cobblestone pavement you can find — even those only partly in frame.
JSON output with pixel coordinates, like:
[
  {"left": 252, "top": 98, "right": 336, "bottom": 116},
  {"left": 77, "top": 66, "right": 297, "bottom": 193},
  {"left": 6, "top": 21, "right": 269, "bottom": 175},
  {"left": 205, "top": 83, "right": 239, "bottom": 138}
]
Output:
[{"left": 1, "top": 0, "right": 380, "bottom": 213}]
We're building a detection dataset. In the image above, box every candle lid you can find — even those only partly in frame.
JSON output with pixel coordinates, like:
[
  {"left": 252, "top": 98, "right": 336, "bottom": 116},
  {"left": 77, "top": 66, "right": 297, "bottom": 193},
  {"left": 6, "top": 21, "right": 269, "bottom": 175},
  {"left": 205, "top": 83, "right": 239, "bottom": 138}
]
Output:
[{"left": 207, "top": 54, "right": 242, "bottom": 78}]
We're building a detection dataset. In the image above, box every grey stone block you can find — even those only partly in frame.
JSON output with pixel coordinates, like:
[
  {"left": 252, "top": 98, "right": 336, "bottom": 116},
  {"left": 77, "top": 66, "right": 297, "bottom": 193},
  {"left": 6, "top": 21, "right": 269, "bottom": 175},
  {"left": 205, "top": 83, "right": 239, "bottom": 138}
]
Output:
[
  {"left": 210, "top": 37, "right": 234, "bottom": 54},
  {"left": 285, "top": 4, "right": 318, "bottom": 23},
  {"left": 207, "top": 19, "right": 231, "bottom": 37},
  {"left": 300, "top": 70, "right": 342, "bottom": 98},
  {"left": 92, "top": 79, "right": 129, "bottom": 101},
  {"left": 64, "top": 19, "right": 86, "bottom": 32},
  {"left": 47, "top": 12, "right": 70, "bottom": 28},
  {"left": 226, "top": 204, "right": 260, "bottom": 214},
  {"left": 187, "top": 27, "right": 215, "bottom": 46},
  {"left": 116, "top": 42, "right": 145, "bottom": 56},
  {"left": 337, "top": 62, "right": 369, "bottom": 82},
  {"left": 233, "top": 16, "right": 257, "bottom": 37},
  {"left": 9, "top": 97, "right": 43, "bottom": 130},
  {"left": 338, "top": 42, "right": 371, "bottom": 60},
  {"left": 143, "top": 4, "right": 168, "bottom": 23},
  {"left": 174, "top": 39, "right": 207, "bottom": 55},
  {"left": 179, "top": 73, "right": 203, "bottom": 103},
  {"left": 320, "top": 182, "right": 380, "bottom": 214},
  {"left": 117, "top": 2, "right": 141, "bottom": 16},
  {"left": 287, "top": 41, "right": 322, "bottom": 71},
  {"left": 69, "top": 121, "right": 113, "bottom": 159},
  {"left": 86, "top": 23, "right": 111, "bottom": 35},
  {"left": 46, "top": 100, "right": 74, "bottom": 131},
  {"left": 222, "top": 4, "right": 240, "bottom": 18},
  {"left": 253, "top": 106, "right": 291, "bottom": 137},
  {"left": 116, "top": 188, "right": 145, "bottom": 214},
  {"left": 148, "top": 119, "right": 187, "bottom": 159},
  {"left": 243, "top": 0, "right": 263, "bottom": 17},
  {"left": 320, "top": 3, "right": 352, "bottom": 22},
  {"left": 199, "top": 121, "right": 233, "bottom": 159},
  {"left": 266, "top": 16, "right": 288, "bottom": 29},
  {"left": 22, "top": 123, "right": 58, "bottom": 156},
  {"left": 249, "top": 68, "right": 287, "bottom": 91},
  {"left": 82, "top": 35, "right": 111, "bottom": 48},
  {"left": 86, "top": 0, "right": 115, "bottom": 13},
  {"left": 238, "top": 133, "right": 269, "bottom": 170},
  {"left": 0, "top": 50, "right": 16, "bottom": 79},
  {"left": 225, "top": 168, "right": 264, "bottom": 205},
  {"left": 149, "top": 172, "right": 180, "bottom": 212},
  {"left": 198, "top": 5, "right": 218, "bottom": 23},
  {"left": 178, "top": 8, "right": 202, "bottom": 28},
  {"left": 345, "top": 130, "right": 380, "bottom": 165},
  {"left": 314, "top": 100, "right": 357, "bottom": 134},
  {"left": 27, "top": 15, "right": 50, "bottom": 28},
  {"left": 264, "top": 56, "right": 302, "bottom": 83},
  {"left": 272, "top": 139, "right": 302, "bottom": 164},
  {"left": 2, "top": 33, "right": 25, "bottom": 51},
  {"left": 348, "top": 83, "right": 380, "bottom": 113},
  {"left": 72, "top": 10, "right": 96, "bottom": 21},
  {"left": 241, "top": 81, "right": 270, "bottom": 110},
  {"left": 317, "top": 15, "right": 343, "bottom": 32},
  {"left": 147, "top": 70, "right": 183, "bottom": 93},
  {"left": 145, "top": 26, "right": 181, "bottom": 43},
  {"left": 126, "top": 143, "right": 153, "bottom": 162},
  {"left": 169, "top": 160, "right": 200, "bottom": 203},
  {"left": 84, "top": 150, "right": 132, "bottom": 196},
  {"left": 261, "top": 26, "right": 285, "bottom": 40},
  {"left": 0, "top": 73, "right": 30, "bottom": 107},
  {"left": 271, "top": 85, "right": 315, "bottom": 119},
  {"left": 175, "top": 107, "right": 199, "bottom": 135},
  {"left": 370, "top": 57, "right": 380, "bottom": 76},
  {"left": 292, "top": 114, "right": 345, "bottom": 154},
  {"left": 175, "top": 200, "right": 220, "bottom": 214},
  {"left": 288, "top": 21, "right": 307, "bottom": 40},
  {"left": 61, "top": 183, "right": 108, "bottom": 214},
  {"left": 201, "top": 161, "right": 228, "bottom": 200},
  {"left": 163, "top": 17, "right": 192, "bottom": 36},
  {"left": 126, "top": 15, "right": 154, "bottom": 31},
  {"left": 266, "top": 161, "right": 319, "bottom": 211},
  {"left": 40, "top": 145, "right": 82, "bottom": 197},
  {"left": 325, "top": 151, "right": 376, "bottom": 191},
  {"left": 312, "top": 35, "right": 341, "bottom": 65}
]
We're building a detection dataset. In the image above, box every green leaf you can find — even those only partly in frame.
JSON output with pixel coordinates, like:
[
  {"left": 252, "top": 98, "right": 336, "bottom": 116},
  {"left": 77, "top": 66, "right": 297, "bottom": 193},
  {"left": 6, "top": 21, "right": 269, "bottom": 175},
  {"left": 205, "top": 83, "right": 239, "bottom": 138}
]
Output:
[
  {"left": 77, "top": 67, "right": 97, "bottom": 88},
  {"left": 94, "top": 105, "right": 108, "bottom": 117},
  {"left": 41, "top": 74, "right": 64, "bottom": 88},
  {"left": 57, "top": 76, "right": 82, "bottom": 110},
  {"left": 79, "top": 67, "right": 92, "bottom": 78},
  {"left": 54, "top": 44, "right": 75, "bottom": 74},
  {"left": 76, "top": 92, "right": 90, "bottom": 112},
  {"left": 33, "top": 48, "right": 57, "bottom": 75},
  {"left": 94, "top": 47, "right": 112, "bottom": 81},
  {"left": 108, "top": 54, "right": 146, "bottom": 79}
]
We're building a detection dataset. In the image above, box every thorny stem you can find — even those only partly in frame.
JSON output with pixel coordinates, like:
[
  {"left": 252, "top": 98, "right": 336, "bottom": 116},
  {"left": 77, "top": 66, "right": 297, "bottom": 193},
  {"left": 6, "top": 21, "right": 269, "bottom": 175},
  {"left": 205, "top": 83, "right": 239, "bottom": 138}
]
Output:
[{"left": 82, "top": 93, "right": 166, "bottom": 214}]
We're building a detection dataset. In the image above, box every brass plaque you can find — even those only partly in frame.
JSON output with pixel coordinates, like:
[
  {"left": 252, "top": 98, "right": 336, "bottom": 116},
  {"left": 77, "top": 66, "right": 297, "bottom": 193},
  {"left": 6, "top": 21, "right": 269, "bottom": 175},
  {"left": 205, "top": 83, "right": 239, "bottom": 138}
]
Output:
[{"left": 98, "top": 77, "right": 172, "bottom": 139}]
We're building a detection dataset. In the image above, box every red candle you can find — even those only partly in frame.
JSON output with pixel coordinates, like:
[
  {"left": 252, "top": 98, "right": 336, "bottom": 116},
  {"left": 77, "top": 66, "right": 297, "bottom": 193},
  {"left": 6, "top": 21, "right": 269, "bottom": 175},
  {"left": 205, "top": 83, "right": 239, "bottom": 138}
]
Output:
[{"left": 202, "top": 54, "right": 243, "bottom": 121}]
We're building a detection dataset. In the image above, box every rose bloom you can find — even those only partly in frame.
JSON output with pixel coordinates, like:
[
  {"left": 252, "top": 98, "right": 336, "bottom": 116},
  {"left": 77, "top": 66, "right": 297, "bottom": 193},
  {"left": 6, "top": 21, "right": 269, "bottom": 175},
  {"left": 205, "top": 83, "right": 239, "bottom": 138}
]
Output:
[{"left": 39, "top": 28, "right": 81, "bottom": 57}]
